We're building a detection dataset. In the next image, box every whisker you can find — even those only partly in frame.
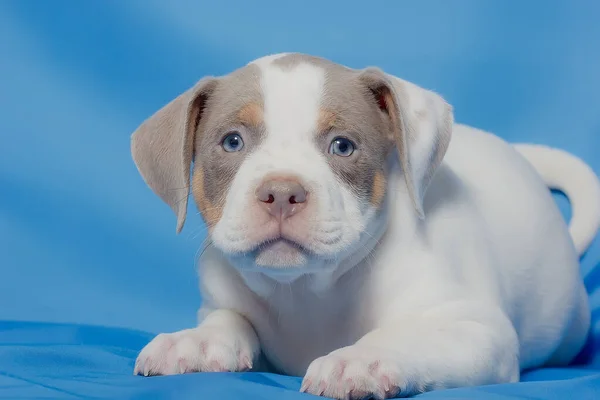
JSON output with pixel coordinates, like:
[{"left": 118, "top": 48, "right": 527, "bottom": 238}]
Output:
[
  {"left": 187, "top": 224, "right": 208, "bottom": 242},
  {"left": 166, "top": 185, "right": 191, "bottom": 192},
  {"left": 195, "top": 237, "right": 214, "bottom": 267},
  {"left": 194, "top": 205, "right": 224, "bottom": 213},
  {"left": 173, "top": 194, "right": 190, "bottom": 206}
]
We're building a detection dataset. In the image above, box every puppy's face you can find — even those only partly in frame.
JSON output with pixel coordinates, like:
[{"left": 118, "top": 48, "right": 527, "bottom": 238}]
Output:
[
  {"left": 132, "top": 53, "right": 452, "bottom": 281},
  {"left": 194, "top": 55, "right": 394, "bottom": 273}
]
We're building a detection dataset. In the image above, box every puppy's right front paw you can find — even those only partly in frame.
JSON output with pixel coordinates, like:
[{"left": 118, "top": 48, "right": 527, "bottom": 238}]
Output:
[{"left": 133, "top": 327, "right": 257, "bottom": 376}]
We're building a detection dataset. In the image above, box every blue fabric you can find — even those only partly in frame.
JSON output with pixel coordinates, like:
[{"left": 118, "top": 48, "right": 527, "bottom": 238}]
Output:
[{"left": 1, "top": 0, "right": 599, "bottom": 398}]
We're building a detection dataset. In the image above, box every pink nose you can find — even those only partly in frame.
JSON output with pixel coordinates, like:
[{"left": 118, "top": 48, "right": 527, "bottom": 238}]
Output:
[{"left": 256, "top": 178, "right": 308, "bottom": 219}]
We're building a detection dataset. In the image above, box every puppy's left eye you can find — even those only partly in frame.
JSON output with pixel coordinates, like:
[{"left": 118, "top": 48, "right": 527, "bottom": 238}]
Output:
[{"left": 329, "top": 137, "right": 355, "bottom": 157}]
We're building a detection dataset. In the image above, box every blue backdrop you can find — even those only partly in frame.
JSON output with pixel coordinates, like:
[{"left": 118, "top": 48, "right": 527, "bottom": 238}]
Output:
[{"left": 1, "top": 1, "right": 599, "bottom": 398}]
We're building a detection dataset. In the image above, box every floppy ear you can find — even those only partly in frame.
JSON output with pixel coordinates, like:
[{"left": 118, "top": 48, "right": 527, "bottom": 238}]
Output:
[
  {"left": 359, "top": 68, "right": 453, "bottom": 217},
  {"left": 131, "top": 77, "right": 219, "bottom": 233}
]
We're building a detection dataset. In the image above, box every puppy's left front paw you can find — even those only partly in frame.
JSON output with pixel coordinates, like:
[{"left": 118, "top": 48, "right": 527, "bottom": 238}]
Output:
[{"left": 301, "top": 345, "right": 407, "bottom": 400}]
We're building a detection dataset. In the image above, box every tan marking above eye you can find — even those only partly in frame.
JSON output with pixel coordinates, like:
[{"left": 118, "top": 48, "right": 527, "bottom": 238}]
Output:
[
  {"left": 238, "top": 102, "right": 264, "bottom": 127},
  {"left": 370, "top": 170, "right": 387, "bottom": 207},
  {"left": 317, "top": 109, "right": 337, "bottom": 134},
  {"left": 192, "top": 167, "right": 224, "bottom": 229}
]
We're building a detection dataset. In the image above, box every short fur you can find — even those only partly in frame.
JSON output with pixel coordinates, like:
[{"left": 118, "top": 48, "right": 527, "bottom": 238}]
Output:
[{"left": 131, "top": 53, "right": 600, "bottom": 399}]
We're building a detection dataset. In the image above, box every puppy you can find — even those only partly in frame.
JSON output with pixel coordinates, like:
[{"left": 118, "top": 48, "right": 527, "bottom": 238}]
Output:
[{"left": 131, "top": 53, "right": 600, "bottom": 399}]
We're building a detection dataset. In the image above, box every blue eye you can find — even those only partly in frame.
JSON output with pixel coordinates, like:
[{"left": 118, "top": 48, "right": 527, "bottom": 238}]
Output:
[
  {"left": 222, "top": 132, "right": 244, "bottom": 152},
  {"left": 329, "top": 137, "right": 355, "bottom": 157}
]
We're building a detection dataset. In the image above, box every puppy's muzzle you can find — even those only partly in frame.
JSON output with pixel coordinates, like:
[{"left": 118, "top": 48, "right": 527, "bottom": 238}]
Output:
[{"left": 256, "top": 177, "right": 308, "bottom": 221}]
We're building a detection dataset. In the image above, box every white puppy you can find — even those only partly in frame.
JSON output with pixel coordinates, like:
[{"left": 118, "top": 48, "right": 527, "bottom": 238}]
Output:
[{"left": 131, "top": 53, "right": 600, "bottom": 399}]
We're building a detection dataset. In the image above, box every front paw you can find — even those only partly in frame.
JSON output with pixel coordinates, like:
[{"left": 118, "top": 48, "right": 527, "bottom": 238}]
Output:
[
  {"left": 134, "top": 327, "right": 258, "bottom": 376},
  {"left": 301, "top": 345, "right": 407, "bottom": 400}
]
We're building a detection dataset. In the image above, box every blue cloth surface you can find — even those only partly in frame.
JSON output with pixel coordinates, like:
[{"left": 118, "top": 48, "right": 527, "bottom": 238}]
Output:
[{"left": 1, "top": 0, "right": 600, "bottom": 398}]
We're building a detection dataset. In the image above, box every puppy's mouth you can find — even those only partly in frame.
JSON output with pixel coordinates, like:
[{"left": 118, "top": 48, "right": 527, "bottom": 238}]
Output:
[{"left": 253, "top": 238, "right": 309, "bottom": 268}]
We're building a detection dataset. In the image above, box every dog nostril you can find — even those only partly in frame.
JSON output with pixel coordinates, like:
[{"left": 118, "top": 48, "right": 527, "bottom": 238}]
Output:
[{"left": 256, "top": 179, "right": 307, "bottom": 208}]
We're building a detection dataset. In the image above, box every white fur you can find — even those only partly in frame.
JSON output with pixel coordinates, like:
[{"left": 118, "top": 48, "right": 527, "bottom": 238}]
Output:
[
  {"left": 513, "top": 144, "right": 600, "bottom": 255},
  {"left": 135, "top": 55, "right": 598, "bottom": 399}
]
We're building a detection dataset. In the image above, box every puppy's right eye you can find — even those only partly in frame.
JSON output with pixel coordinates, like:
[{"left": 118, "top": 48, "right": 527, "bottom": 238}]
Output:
[{"left": 222, "top": 132, "right": 244, "bottom": 152}]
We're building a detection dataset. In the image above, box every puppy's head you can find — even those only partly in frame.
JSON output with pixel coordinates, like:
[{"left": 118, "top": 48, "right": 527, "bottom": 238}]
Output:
[{"left": 132, "top": 53, "right": 452, "bottom": 279}]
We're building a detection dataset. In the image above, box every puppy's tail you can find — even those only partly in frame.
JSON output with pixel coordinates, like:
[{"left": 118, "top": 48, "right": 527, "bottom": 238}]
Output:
[{"left": 514, "top": 144, "right": 600, "bottom": 256}]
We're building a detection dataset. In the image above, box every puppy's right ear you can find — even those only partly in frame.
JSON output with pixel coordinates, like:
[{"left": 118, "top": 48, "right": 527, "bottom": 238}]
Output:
[{"left": 131, "top": 77, "right": 219, "bottom": 234}]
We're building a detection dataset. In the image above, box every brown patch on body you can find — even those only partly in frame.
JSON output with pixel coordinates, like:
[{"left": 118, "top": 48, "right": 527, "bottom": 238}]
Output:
[
  {"left": 238, "top": 102, "right": 263, "bottom": 127},
  {"left": 192, "top": 167, "right": 224, "bottom": 229},
  {"left": 370, "top": 171, "right": 387, "bottom": 207}
]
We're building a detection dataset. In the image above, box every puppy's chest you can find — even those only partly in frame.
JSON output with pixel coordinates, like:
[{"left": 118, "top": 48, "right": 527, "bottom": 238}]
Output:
[{"left": 249, "top": 284, "right": 375, "bottom": 376}]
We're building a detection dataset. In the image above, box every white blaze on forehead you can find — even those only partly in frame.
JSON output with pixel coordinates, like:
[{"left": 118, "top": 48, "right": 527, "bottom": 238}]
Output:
[{"left": 258, "top": 60, "right": 325, "bottom": 143}]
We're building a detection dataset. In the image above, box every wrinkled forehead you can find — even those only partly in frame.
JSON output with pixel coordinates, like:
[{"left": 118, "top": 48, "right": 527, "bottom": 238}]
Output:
[{"left": 205, "top": 53, "right": 376, "bottom": 136}]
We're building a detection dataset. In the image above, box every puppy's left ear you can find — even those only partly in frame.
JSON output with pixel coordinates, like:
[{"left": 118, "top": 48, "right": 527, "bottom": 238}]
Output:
[{"left": 360, "top": 68, "right": 453, "bottom": 217}]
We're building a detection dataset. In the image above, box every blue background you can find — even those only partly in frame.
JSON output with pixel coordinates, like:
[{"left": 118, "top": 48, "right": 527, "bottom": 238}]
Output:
[{"left": 1, "top": 0, "right": 599, "bottom": 398}]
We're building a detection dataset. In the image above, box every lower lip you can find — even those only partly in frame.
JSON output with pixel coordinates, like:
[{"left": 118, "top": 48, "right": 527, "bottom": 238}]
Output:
[
  {"left": 254, "top": 238, "right": 308, "bottom": 267},
  {"left": 263, "top": 238, "right": 300, "bottom": 252},
  {"left": 253, "top": 235, "right": 308, "bottom": 254}
]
